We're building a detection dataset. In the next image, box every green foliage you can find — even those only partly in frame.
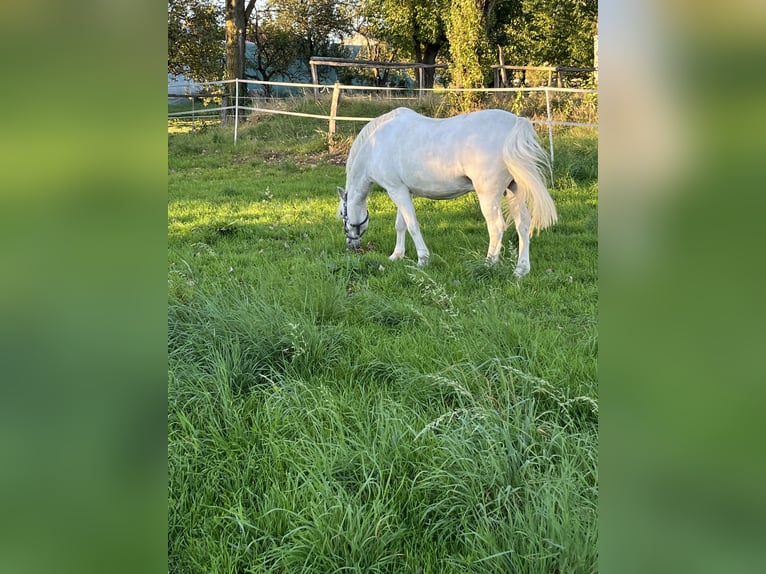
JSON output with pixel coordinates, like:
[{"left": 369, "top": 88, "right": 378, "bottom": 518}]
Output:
[
  {"left": 168, "top": 0, "right": 224, "bottom": 81},
  {"left": 268, "top": 0, "right": 354, "bottom": 62},
  {"left": 501, "top": 0, "right": 598, "bottom": 67},
  {"left": 360, "top": 0, "right": 450, "bottom": 87},
  {"left": 168, "top": 0, "right": 598, "bottom": 92},
  {"left": 446, "top": 0, "right": 492, "bottom": 112},
  {"left": 363, "top": 0, "right": 450, "bottom": 59},
  {"left": 340, "top": 34, "right": 414, "bottom": 88},
  {"left": 247, "top": 14, "right": 302, "bottom": 89},
  {"left": 168, "top": 108, "right": 598, "bottom": 572}
]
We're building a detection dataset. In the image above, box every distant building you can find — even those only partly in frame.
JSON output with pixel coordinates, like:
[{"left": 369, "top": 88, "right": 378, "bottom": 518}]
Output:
[
  {"left": 169, "top": 36, "right": 415, "bottom": 101},
  {"left": 168, "top": 73, "right": 205, "bottom": 104}
]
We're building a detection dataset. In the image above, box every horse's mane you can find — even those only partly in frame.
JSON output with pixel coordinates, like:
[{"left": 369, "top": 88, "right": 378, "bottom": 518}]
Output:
[{"left": 347, "top": 107, "right": 410, "bottom": 171}]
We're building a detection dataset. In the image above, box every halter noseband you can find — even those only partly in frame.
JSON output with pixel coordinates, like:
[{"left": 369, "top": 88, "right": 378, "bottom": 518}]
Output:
[
  {"left": 342, "top": 199, "right": 369, "bottom": 240},
  {"left": 346, "top": 211, "right": 368, "bottom": 237}
]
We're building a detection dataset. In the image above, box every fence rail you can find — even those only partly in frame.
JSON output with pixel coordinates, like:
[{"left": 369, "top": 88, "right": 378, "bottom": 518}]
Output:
[{"left": 168, "top": 78, "right": 597, "bottom": 165}]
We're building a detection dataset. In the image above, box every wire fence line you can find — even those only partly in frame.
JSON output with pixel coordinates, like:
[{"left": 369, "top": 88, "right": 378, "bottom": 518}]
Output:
[{"left": 168, "top": 78, "right": 597, "bottom": 163}]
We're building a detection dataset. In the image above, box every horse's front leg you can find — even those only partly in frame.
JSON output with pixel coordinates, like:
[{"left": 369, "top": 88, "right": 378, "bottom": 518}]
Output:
[
  {"left": 389, "top": 208, "right": 407, "bottom": 261},
  {"left": 388, "top": 188, "right": 430, "bottom": 265}
]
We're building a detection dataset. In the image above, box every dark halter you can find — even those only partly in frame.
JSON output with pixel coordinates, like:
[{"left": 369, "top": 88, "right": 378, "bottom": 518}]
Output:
[
  {"left": 347, "top": 211, "right": 369, "bottom": 237},
  {"left": 342, "top": 198, "right": 368, "bottom": 239}
]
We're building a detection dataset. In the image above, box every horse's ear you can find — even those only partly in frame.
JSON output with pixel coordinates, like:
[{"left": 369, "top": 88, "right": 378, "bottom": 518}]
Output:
[{"left": 337, "top": 187, "right": 346, "bottom": 201}]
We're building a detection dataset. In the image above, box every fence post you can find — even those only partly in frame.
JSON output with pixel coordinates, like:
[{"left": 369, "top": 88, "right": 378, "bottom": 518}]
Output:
[
  {"left": 234, "top": 80, "right": 239, "bottom": 144},
  {"left": 310, "top": 62, "right": 319, "bottom": 101},
  {"left": 328, "top": 82, "right": 341, "bottom": 149},
  {"left": 498, "top": 46, "right": 508, "bottom": 87},
  {"left": 544, "top": 88, "right": 555, "bottom": 184}
]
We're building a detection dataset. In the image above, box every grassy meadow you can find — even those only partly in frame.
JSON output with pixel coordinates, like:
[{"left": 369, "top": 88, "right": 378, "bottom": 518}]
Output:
[{"left": 168, "top": 103, "right": 598, "bottom": 573}]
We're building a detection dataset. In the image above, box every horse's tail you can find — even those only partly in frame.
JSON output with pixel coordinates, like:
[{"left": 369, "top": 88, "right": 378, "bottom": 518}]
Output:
[{"left": 502, "top": 116, "right": 557, "bottom": 234}]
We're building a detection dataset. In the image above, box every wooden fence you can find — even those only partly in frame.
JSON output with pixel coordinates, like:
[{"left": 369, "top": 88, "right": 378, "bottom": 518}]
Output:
[
  {"left": 309, "top": 56, "right": 447, "bottom": 98},
  {"left": 168, "top": 78, "right": 598, "bottom": 165}
]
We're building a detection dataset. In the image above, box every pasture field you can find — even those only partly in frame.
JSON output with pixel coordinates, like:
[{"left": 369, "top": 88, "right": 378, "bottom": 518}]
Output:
[{"left": 168, "top": 108, "right": 598, "bottom": 573}]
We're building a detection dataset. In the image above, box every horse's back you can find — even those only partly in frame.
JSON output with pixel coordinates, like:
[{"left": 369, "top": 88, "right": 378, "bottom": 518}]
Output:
[
  {"left": 356, "top": 108, "right": 518, "bottom": 153},
  {"left": 350, "top": 108, "right": 522, "bottom": 196},
  {"left": 375, "top": 107, "right": 516, "bottom": 135}
]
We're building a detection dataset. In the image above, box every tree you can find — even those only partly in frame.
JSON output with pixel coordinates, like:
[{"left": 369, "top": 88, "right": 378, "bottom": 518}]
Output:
[
  {"left": 224, "top": 0, "right": 257, "bottom": 98},
  {"left": 168, "top": 0, "right": 224, "bottom": 81},
  {"left": 501, "top": 0, "right": 597, "bottom": 68},
  {"left": 359, "top": 0, "right": 516, "bottom": 90},
  {"left": 246, "top": 9, "right": 301, "bottom": 96},
  {"left": 446, "top": 0, "right": 512, "bottom": 111},
  {"left": 361, "top": 0, "right": 450, "bottom": 89},
  {"left": 268, "top": 0, "right": 354, "bottom": 73},
  {"left": 446, "top": 0, "right": 488, "bottom": 111},
  {"left": 344, "top": 25, "right": 407, "bottom": 87}
]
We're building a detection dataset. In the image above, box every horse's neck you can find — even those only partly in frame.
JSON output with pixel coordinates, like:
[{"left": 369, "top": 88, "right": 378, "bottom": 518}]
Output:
[
  {"left": 346, "top": 114, "right": 395, "bottom": 202},
  {"left": 347, "top": 157, "right": 372, "bottom": 204}
]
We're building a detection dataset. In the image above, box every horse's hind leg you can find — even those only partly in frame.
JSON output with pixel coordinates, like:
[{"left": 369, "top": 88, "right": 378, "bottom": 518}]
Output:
[
  {"left": 476, "top": 190, "right": 507, "bottom": 265},
  {"left": 506, "top": 184, "right": 532, "bottom": 277}
]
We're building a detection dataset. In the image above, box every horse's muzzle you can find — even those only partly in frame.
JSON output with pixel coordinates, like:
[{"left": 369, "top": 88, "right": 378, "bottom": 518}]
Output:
[{"left": 346, "top": 237, "right": 362, "bottom": 250}]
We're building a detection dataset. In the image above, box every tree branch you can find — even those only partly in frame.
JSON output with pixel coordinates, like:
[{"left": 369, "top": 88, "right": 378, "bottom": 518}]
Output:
[{"left": 245, "top": 0, "right": 256, "bottom": 20}]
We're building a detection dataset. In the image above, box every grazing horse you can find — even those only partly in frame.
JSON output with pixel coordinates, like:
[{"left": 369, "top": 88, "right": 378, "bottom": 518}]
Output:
[{"left": 337, "top": 107, "right": 557, "bottom": 277}]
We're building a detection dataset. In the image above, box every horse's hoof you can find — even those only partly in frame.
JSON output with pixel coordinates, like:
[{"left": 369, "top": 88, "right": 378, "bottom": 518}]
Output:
[
  {"left": 513, "top": 267, "right": 530, "bottom": 278},
  {"left": 417, "top": 257, "right": 430, "bottom": 267}
]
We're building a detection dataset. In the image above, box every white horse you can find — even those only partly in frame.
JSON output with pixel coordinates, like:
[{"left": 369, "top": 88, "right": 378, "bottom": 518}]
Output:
[{"left": 337, "top": 107, "right": 557, "bottom": 277}]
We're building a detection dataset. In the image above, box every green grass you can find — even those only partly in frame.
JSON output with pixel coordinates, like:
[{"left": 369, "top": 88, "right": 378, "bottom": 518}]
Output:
[{"left": 168, "top": 105, "right": 597, "bottom": 573}]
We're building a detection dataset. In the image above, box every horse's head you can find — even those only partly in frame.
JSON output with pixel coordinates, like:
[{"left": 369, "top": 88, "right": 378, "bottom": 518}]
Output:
[{"left": 337, "top": 187, "right": 368, "bottom": 250}]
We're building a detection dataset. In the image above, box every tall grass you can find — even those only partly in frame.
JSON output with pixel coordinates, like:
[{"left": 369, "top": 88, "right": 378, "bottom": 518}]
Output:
[{"left": 168, "top": 104, "right": 597, "bottom": 573}]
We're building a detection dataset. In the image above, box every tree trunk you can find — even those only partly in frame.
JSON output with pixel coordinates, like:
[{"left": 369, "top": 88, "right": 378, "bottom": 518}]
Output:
[
  {"left": 224, "top": 2, "right": 239, "bottom": 101},
  {"left": 413, "top": 41, "right": 442, "bottom": 89},
  {"left": 224, "top": 1, "right": 254, "bottom": 120},
  {"left": 421, "top": 43, "right": 441, "bottom": 89}
]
